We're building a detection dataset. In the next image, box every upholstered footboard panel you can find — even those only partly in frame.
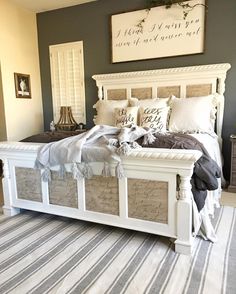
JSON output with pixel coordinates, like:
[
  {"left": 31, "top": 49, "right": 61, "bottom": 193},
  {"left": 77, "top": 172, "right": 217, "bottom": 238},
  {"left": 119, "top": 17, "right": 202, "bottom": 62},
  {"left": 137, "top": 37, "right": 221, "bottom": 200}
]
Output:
[
  {"left": 14, "top": 170, "right": 169, "bottom": 223},
  {"left": 49, "top": 171, "right": 78, "bottom": 208},
  {"left": 85, "top": 176, "right": 119, "bottom": 215},
  {"left": 15, "top": 167, "right": 42, "bottom": 202},
  {"left": 128, "top": 179, "right": 168, "bottom": 224}
]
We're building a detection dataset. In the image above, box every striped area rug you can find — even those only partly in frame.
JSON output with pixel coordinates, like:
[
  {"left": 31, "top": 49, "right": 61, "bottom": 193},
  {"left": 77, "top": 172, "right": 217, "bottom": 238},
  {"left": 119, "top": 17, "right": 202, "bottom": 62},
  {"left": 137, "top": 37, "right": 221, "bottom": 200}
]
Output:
[{"left": 0, "top": 206, "right": 235, "bottom": 294}]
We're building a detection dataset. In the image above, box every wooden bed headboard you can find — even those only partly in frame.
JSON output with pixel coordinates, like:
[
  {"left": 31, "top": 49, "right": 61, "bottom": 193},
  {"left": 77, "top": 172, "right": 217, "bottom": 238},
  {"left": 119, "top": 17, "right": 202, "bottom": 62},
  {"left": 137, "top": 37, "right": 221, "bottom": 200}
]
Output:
[{"left": 92, "top": 63, "right": 231, "bottom": 142}]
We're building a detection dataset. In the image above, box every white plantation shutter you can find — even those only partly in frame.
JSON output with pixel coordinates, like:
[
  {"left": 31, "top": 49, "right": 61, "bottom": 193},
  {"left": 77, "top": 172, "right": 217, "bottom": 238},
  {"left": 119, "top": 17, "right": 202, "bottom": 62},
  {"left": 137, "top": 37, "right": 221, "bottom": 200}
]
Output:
[{"left": 49, "top": 41, "right": 86, "bottom": 124}]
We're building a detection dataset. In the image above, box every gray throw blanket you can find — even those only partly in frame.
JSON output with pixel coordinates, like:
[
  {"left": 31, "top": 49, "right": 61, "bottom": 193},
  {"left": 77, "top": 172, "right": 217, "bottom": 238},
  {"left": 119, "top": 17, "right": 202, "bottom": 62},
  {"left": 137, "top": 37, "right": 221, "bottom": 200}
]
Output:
[{"left": 35, "top": 125, "right": 155, "bottom": 181}]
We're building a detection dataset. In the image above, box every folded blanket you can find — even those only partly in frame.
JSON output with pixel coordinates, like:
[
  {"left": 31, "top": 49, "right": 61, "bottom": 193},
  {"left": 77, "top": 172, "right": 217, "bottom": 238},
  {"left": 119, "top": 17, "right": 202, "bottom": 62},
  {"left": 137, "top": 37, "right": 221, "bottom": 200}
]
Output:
[{"left": 35, "top": 125, "right": 155, "bottom": 180}]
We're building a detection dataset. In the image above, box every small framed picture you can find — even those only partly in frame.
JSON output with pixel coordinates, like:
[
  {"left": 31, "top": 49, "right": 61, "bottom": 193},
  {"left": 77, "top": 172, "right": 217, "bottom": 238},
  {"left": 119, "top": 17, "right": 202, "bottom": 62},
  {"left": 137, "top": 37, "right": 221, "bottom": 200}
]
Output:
[{"left": 14, "top": 72, "right": 31, "bottom": 98}]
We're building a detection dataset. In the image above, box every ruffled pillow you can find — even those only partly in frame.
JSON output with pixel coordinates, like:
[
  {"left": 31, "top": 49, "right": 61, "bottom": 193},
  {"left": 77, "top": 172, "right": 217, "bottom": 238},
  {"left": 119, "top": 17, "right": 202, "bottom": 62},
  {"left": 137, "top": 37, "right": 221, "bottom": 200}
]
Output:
[
  {"left": 168, "top": 95, "right": 217, "bottom": 134},
  {"left": 129, "top": 97, "right": 169, "bottom": 108},
  {"left": 93, "top": 99, "right": 129, "bottom": 126}
]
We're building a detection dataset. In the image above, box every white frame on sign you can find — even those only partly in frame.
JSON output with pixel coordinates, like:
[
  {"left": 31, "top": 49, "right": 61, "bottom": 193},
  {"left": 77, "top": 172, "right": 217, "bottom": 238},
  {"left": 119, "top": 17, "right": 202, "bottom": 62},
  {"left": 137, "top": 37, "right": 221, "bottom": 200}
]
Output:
[{"left": 111, "top": 0, "right": 206, "bottom": 63}]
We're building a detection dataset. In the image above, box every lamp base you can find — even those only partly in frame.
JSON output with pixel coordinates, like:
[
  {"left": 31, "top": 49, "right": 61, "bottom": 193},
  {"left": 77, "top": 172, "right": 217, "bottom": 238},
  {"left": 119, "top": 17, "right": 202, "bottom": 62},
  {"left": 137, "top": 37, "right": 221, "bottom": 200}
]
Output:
[
  {"left": 55, "top": 106, "right": 78, "bottom": 131},
  {"left": 55, "top": 124, "right": 78, "bottom": 131}
]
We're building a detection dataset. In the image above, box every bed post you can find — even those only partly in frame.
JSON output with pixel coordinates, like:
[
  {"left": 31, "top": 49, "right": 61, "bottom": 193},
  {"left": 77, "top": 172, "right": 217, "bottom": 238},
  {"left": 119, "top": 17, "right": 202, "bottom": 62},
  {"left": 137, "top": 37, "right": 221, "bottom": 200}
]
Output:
[
  {"left": 2, "top": 158, "right": 20, "bottom": 216},
  {"left": 98, "top": 85, "right": 103, "bottom": 100},
  {"left": 175, "top": 174, "right": 193, "bottom": 255}
]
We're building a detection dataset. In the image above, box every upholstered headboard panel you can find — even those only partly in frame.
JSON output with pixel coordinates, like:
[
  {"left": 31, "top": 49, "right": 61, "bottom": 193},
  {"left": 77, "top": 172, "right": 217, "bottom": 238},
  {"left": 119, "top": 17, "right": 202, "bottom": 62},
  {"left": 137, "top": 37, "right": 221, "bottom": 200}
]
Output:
[
  {"left": 92, "top": 63, "right": 231, "bottom": 143},
  {"left": 105, "top": 84, "right": 212, "bottom": 100}
]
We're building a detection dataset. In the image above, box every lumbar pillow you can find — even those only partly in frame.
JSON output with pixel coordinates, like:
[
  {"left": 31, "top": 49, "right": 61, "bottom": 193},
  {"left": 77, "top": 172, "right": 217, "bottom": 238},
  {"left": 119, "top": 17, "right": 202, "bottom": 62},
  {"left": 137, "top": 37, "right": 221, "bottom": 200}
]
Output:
[
  {"left": 114, "top": 106, "right": 139, "bottom": 128},
  {"left": 140, "top": 106, "right": 170, "bottom": 132},
  {"left": 93, "top": 99, "right": 129, "bottom": 126}
]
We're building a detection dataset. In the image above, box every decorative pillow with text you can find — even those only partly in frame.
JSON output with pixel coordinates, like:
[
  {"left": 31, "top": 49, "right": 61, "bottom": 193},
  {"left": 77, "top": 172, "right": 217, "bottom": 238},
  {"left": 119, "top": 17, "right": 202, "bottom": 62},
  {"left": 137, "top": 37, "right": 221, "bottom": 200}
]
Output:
[
  {"left": 140, "top": 106, "right": 170, "bottom": 132},
  {"left": 114, "top": 106, "right": 139, "bottom": 128}
]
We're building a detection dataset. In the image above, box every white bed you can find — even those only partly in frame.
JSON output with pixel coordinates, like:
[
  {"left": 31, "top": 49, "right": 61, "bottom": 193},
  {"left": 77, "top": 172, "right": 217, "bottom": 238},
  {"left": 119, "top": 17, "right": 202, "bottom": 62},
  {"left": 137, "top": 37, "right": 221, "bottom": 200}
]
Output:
[{"left": 0, "top": 63, "right": 231, "bottom": 255}]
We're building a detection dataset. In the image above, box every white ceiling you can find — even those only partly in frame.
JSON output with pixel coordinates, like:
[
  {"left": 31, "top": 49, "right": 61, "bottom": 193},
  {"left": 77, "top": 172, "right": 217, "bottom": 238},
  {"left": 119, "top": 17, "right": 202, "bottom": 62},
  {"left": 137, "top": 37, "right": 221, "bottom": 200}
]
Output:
[{"left": 10, "top": 0, "right": 96, "bottom": 13}]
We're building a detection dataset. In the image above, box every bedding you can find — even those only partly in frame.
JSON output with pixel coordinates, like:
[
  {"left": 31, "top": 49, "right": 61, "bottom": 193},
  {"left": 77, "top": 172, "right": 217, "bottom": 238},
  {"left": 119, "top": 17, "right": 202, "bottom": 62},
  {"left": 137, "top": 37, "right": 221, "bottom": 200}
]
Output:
[
  {"left": 129, "top": 97, "right": 169, "bottom": 108},
  {"left": 168, "top": 95, "right": 217, "bottom": 134},
  {"left": 128, "top": 97, "right": 170, "bottom": 126},
  {"left": 138, "top": 132, "right": 221, "bottom": 211},
  {"left": 191, "top": 133, "right": 224, "bottom": 213},
  {"left": 35, "top": 125, "right": 154, "bottom": 179},
  {"left": 20, "top": 130, "right": 85, "bottom": 143},
  {"left": 191, "top": 133, "right": 222, "bottom": 169},
  {"left": 93, "top": 99, "right": 129, "bottom": 125},
  {"left": 139, "top": 106, "right": 170, "bottom": 132},
  {"left": 114, "top": 106, "right": 139, "bottom": 127}
]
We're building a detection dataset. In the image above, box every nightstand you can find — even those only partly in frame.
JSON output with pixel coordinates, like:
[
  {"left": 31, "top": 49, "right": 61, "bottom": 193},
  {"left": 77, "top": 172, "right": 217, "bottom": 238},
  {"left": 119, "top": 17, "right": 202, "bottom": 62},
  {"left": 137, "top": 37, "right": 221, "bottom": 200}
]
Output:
[{"left": 228, "top": 135, "right": 236, "bottom": 192}]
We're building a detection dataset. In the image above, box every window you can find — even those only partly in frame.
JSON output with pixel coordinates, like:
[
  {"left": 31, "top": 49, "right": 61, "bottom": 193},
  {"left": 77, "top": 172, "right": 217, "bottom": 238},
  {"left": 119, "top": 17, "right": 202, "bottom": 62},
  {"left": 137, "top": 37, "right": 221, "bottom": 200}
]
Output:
[{"left": 49, "top": 41, "right": 86, "bottom": 124}]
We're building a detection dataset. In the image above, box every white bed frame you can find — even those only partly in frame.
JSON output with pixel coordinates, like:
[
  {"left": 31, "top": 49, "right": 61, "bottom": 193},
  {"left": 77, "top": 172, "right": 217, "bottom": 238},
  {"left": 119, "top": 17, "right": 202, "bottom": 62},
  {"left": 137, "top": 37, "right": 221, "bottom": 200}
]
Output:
[{"left": 0, "top": 63, "right": 231, "bottom": 255}]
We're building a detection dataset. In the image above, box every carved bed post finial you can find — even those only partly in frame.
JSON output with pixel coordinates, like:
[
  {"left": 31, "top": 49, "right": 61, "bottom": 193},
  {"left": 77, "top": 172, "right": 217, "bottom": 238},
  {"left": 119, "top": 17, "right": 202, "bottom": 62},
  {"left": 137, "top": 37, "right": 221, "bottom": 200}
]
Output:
[
  {"left": 217, "top": 75, "right": 226, "bottom": 95},
  {"left": 98, "top": 85, "right": 103, "bottom": 100},
  {"left": 175, "top": 174, "right": 193, "bottom": 254},
  {"left": 3, "top": 158, "right": 10, "bottom": 179},
  {"left": 1, "top": 158, "right": 20, "bottom": 216},
  {"left": 178, "top": 175, "right": 192, "bottom": 200}
]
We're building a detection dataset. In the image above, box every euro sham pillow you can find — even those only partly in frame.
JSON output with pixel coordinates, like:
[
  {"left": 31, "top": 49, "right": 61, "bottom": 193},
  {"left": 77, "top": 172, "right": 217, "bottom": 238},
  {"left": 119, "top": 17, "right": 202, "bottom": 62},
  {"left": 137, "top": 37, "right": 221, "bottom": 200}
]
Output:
[
  {"left": 129, "top": 97, "right": 169, "bottom": 108},
  {"left": 168, "top": 95, "right": 217, "bottom": 134},
  {"left": 93, "top": 99, "right": 129, "bottom": 126},
  {"left": 114, "top": 106, "right": 139, "bottom": 128},
  {"left": 140, "top": 106, "right": 170, "bottom": 132}
]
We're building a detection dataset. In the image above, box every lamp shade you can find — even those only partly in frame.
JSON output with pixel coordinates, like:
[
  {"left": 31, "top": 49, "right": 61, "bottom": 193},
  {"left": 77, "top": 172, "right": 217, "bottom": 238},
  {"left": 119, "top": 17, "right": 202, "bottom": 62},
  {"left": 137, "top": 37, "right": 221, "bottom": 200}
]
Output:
[{"left": 55, "top": 106, "right": 78, "bottom": 131}]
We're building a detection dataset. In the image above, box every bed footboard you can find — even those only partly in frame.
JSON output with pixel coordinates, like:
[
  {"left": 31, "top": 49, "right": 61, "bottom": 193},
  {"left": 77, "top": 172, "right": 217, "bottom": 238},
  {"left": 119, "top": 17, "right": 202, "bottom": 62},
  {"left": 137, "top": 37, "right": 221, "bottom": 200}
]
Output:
[{"left": 0, "top": 142, "right": 201, "bottom": 254}]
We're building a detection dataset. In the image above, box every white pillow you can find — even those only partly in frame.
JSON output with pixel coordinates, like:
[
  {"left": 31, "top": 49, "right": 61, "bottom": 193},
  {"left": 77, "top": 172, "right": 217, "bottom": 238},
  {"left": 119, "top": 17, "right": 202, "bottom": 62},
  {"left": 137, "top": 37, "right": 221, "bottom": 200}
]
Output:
[
  {"left": 168, "top": 95, "right": 217, "bottom": 133},
  {"left": 140, "top": 106, "right": 170, "bottom": 132},
  {"left": 93, "top": 99, "right": 129, "bottom": 126},
  {"left": 129, "top": 97, "right": 169, "bottom": 108},
  {"left": 114, "top": 106, "right": 139, "bottom": 128}
]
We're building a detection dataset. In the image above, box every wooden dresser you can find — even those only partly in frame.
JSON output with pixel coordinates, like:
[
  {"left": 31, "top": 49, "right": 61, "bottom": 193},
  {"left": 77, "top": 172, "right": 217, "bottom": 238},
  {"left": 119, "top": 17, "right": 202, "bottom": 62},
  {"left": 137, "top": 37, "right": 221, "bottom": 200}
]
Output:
[{"left": 228, "top": 135, "right": 236, "bottom": 192}]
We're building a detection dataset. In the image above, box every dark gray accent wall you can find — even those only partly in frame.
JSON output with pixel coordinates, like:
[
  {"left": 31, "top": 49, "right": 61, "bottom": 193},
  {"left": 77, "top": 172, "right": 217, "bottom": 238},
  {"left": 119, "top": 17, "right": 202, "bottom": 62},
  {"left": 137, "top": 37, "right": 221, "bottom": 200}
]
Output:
[{"left": 37, "top": 0, "right": 236, "bottom": 180}]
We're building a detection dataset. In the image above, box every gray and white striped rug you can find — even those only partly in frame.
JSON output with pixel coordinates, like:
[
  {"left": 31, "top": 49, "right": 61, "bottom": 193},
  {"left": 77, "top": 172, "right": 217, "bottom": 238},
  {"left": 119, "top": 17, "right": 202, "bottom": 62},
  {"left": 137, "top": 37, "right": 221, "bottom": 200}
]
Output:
[{"left": 0, "top": 206, "right": 235, "bottom": 294}]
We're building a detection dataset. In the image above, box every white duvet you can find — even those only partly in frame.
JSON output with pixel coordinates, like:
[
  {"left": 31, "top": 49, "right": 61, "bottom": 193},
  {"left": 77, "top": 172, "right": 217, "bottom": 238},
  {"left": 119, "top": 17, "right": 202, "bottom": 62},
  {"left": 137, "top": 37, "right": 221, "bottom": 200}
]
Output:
[{"left": 190, "top": 132, "right": 223, "bottom": 242}]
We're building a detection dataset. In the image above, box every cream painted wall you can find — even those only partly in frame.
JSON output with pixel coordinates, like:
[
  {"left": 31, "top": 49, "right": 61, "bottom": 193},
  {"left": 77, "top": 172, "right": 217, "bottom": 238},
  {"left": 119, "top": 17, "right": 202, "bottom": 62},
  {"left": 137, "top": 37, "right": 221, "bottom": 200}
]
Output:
[
  {"left": 0, "top": 0, "right": 43, "bottom": 141},
  {"left": 0, "top": 65, "right": 7, "bottom": 142}
]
